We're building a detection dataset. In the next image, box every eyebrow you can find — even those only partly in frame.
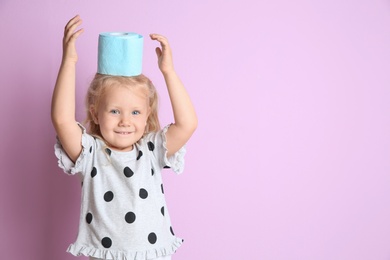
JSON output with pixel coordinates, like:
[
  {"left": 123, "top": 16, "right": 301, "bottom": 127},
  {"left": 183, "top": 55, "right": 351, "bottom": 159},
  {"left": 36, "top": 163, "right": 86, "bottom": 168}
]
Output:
[{"left": 105, "top": 104, "right": 147, "bottom": 110}]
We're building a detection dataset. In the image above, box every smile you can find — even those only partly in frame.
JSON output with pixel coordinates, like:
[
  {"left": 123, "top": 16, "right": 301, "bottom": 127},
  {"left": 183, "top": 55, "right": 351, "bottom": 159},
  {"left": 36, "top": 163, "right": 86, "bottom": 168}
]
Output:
[{"left": 115, "top": 131, "right": 133, "bottom": 135}]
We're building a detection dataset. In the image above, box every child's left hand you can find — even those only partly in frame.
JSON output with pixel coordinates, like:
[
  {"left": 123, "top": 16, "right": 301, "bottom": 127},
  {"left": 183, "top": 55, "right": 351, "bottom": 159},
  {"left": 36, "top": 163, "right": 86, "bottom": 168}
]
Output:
[
  {"left": 150, "top": 34, "right": 197, "bottom": 157},
  {"left": 150, "top": 34, "right": 174, "bottom": 75}
]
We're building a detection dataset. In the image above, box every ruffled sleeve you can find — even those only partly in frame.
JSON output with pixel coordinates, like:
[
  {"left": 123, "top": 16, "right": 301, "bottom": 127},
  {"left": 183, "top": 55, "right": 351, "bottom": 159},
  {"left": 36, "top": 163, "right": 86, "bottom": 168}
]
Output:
[
  {"left": 54, "top": 123, "right": 94, "bottom": 177},
  {"left": 144, "top": 125, "right": 186, "bottom": 174}
]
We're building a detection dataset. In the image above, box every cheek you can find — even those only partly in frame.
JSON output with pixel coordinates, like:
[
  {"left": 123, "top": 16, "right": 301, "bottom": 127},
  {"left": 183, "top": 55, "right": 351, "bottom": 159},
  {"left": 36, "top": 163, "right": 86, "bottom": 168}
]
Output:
[
  {"left": 136, "top": 116, "right": 148, "bottom": 128},
  {"left": 97, "top": 114, "right": 111, "bottom": 128}
]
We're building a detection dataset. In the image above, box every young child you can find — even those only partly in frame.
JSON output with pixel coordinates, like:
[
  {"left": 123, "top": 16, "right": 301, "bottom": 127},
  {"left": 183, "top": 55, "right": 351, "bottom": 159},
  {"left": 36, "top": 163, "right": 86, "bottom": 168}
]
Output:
[{"left": 51, "top": 15, "right": 197, "bottom": 260}]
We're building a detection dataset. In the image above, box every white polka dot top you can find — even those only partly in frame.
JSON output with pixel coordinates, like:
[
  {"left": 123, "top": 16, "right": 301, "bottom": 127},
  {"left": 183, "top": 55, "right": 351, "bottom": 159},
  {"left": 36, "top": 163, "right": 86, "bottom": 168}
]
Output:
[{"left": 54, "top": 124, "right": 185, "bottom": 260}]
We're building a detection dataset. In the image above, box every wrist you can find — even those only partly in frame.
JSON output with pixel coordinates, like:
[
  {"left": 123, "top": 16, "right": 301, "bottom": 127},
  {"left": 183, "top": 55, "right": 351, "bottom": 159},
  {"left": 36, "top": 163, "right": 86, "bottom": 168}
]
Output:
[
  {"left": 61, "top": 58, "right": 78, "bottom": 67},
  {"left": 161, "top": 68, "right": 176, "bottom": 78}
]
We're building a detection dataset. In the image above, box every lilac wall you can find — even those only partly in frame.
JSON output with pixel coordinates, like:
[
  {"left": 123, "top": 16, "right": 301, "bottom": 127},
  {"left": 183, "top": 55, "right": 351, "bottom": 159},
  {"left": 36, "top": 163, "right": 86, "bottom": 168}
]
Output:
[{"left": 1, "top": 0, "right": 390, "bottom": 259}]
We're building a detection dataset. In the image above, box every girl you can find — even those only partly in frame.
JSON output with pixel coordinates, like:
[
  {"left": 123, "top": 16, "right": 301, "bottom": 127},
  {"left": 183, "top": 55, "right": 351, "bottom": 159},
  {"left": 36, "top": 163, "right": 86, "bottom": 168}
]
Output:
[{"left": 51, "top": 15, "right": 197, "bottom": 260}]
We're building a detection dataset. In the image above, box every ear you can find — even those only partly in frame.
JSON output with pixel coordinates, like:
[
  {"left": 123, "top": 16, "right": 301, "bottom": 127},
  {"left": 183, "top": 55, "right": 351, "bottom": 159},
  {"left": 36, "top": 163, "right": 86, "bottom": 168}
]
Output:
[{"left": 89, "top": 105, "right": 99, "bottom": 124}]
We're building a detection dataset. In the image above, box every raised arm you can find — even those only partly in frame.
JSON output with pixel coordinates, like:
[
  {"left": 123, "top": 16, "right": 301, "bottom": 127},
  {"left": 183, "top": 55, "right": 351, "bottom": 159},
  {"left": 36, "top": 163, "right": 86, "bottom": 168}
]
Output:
[
  {"left": 150, "top": 34, "right": 198, "bottom": 157},
  {"left": 51, "top": 15, "right": 84, "bottom": 162}
]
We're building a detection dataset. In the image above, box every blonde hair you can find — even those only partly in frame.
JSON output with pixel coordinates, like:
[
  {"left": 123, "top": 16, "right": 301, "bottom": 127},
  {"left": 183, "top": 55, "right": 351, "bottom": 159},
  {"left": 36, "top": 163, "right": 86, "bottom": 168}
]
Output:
[{"left": 85, "top": 73, "right": 160, "bottom": 138}]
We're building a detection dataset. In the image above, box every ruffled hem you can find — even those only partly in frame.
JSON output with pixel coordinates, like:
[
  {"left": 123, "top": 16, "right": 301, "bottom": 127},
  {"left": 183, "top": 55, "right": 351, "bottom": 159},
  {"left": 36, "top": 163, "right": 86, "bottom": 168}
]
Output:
[
  {"left": 54, "top": 123, "right": 90, "bottom": 175},
  {"left": 161, "top": 125, "right": 186, "bottom": 174},
  {"left": 67, "top": 237, "right": 183, "bottom": 260}
]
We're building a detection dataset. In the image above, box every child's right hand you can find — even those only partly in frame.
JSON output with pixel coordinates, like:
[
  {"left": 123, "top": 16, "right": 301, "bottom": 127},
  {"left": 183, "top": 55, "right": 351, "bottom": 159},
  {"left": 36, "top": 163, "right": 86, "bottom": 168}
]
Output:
[
  {"left": 51, "top": 15, "right": 85, "bottom": 163},
  {"left": 62, "top": 15, "right": 84, "bottom": 64}
]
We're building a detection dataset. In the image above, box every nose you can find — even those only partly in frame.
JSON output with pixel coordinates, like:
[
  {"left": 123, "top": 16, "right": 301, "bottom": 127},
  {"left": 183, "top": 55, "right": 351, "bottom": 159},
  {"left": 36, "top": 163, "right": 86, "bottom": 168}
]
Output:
[{"left": 119, "top": 115, "right": 131, "bottom": 126}]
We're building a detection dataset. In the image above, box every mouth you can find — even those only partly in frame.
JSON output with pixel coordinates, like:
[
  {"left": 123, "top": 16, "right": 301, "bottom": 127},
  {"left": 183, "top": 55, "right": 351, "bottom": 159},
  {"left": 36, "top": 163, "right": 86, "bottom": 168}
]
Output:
[{"left": 115, "top": 131, "right": 133, "bottom": 135}]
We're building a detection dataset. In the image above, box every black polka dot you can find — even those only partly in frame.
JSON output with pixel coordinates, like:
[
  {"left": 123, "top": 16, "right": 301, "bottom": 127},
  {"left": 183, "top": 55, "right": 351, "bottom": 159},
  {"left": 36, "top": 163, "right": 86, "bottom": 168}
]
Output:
[
  {"left": 125, "top": 212, "right": 136, "bottom": 224},
  {"left": 148, "top": 232, "right": 157, "bottom": 244},
  {"left": 81, "top": 182, "right": 83, "bottom": 187},
  {"left": 161, "top": 184, "right": 164, "bottom": 194},
  {"left": 101, "top": 237, "right": 112, "bottom": 248},
  {"left": 170, "top": 226, "right": 175, "bottom": 236},
  {"left": 137, "top": 150, "right": 143, "bottom": 160},
  {"left": 147, "top": 141, "right": 155, "bottom": 151},
  {"left": 104, "top": 191, "right": 114, "bottom": 202},
  {"left": 163, "top": 165, "right": 171, "bottom": 169},
  {"left": 151, "top": 168, "right": 154, "bottom": 176},
  {"left": 105, "top": 148, "right": 111, "bottom": 156},
  {"left": 91, "top": 167, "right": 97, "bottom": 178},
  {"left": 86, "top": 213, "right": 93, "bottom": 224},
  {"left": 123, "top": 167, "right": 134, "bottom": 178},
  {"left": 89, "top": 146, "right": 93, "bottom": 153},
  {"left": 161, "top": 206, "right": 165, "bottom": 216},
  {"left": 139, "top": 188, "right": 148, "bottom": 199}
]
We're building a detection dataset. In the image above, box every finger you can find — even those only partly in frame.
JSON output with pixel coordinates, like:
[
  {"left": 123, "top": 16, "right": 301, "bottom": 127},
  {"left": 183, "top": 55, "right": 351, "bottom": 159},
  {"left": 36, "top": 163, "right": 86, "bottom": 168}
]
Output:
[
  {"left": 65, "top": 15, "right": 81, "bottom": 33},
  {"left": 66, "top": 18, "right": 82, "bottom": 35},
  {"left": 69, "top": 28, "right": 84, "bottom": 43},
  {"left": 64, "top": 16, "right": 83, "bottom": 42},
  {"left": 150, "top": 33, "right": 162, "bottom": 40},
  {"left": 150, "top": 34, "right": 169, "bottom": 45},
  {"left": 65, "top": 23, "right": 83, "bottom": 44},
  {"left": 150, "top": 34, "right": 172, "bottom": 58},
  {"left": 155, "top": 47, "right": 162, "bottom": 58},
  {"left": 65, "top": 15, "right": 80, "bottom": 27}
]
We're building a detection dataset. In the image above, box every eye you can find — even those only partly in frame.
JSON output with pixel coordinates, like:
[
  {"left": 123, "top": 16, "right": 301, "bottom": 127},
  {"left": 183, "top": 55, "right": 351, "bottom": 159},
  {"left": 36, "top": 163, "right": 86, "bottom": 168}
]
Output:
[
  {"left": 132, "top": 110, "right": 141, "bottom": 115},
  {"left": 110, "top": 109, "right": 120, "bottom": 114}
]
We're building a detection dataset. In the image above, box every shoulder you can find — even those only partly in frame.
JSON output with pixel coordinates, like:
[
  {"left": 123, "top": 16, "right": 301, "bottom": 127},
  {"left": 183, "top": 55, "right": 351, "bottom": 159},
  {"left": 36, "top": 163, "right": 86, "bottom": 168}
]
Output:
[{"left": 139, "top": 126, "right": 170, "bottom": 151}]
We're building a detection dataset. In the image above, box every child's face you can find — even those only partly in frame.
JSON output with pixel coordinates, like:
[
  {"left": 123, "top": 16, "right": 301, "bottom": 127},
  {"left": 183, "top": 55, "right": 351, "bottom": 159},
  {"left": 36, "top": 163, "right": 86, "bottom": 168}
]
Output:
[{"left": 93, "top": 85, "right": 150, "bottom": 151}]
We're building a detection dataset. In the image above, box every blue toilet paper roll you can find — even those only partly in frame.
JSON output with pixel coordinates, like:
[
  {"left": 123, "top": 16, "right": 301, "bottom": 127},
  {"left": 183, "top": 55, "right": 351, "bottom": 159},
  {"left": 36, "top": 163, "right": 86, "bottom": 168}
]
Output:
[{"left": 98, "top": 32, "right": 144, "bottom": 77}]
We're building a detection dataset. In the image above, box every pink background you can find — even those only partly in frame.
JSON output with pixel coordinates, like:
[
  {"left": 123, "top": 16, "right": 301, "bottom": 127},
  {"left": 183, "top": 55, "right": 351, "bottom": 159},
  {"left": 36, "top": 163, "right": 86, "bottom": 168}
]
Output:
[{"left": 1, "top": 0, "right": 390, "bottom": 259}]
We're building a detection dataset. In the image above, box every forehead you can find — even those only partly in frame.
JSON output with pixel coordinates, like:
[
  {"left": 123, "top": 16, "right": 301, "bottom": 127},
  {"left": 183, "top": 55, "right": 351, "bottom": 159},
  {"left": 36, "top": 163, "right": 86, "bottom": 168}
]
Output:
[{"left": 101, "top": 85, "right": 149, "bottom": 106}]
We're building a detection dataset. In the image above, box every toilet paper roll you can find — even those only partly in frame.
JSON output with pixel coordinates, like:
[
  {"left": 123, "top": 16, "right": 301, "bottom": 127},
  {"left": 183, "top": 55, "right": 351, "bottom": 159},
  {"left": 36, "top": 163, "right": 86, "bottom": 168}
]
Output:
[{"left": 98, "top": 32, "right": 144, "bottom": 76}]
